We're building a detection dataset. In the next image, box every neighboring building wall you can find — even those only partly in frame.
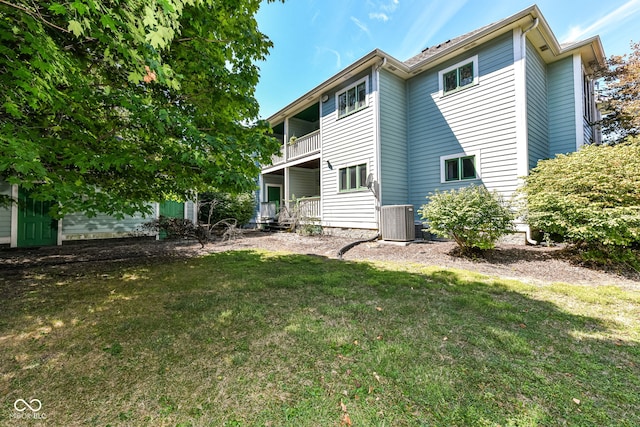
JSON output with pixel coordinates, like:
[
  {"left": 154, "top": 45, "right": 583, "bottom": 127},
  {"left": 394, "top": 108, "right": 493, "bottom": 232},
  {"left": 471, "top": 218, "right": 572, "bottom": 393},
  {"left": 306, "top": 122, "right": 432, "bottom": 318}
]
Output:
[
  {"left": 379, "top": 69, "right": 409, "bottom": 206},
  {"left": 61, "top": 210, "right": 153, "bottom": 241},
  {"left": 526, "top": 39, "right": 549, "bottom": 169},
  {"left": 320, "top": 71, "right": 377, "bottom": 229},
  {"left": 0, "top": 181, "right": 11, "bottom": 243},
  {"left": 547, "top": 57, "right": 576, "bottom": 156},
  {"left": 407, "top": 31, "right": 518, "bottom": 215},
  {"left": 289, "top": 167, "right": 320, "bottom": 199},
  {"left": 186, "top": 200, "right": 197, "bottom": 223}
]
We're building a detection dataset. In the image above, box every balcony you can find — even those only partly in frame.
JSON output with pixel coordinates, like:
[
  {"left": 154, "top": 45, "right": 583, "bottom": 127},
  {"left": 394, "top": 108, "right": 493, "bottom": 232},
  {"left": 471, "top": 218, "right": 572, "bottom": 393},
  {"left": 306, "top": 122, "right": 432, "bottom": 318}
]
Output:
[{"left": 269, "top": 130, "right": 321, "bottom": 167}]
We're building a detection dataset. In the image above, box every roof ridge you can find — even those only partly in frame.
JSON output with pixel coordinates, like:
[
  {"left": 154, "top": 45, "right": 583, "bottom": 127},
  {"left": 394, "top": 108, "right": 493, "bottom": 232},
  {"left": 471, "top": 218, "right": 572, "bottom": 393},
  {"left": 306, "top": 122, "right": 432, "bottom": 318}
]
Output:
[{"left": 404, "top": 21, "right": 497, "bottom": 66}]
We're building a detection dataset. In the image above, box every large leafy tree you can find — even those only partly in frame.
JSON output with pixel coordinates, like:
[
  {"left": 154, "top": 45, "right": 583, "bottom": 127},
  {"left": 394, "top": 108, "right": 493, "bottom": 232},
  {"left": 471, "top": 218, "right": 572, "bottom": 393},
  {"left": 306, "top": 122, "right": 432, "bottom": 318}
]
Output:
[
  {"left": 0, "top": 0, "right": 281, "bottom": 217},
  {"left": 598, "top": 41, "right": 640, "bottom": 142}
]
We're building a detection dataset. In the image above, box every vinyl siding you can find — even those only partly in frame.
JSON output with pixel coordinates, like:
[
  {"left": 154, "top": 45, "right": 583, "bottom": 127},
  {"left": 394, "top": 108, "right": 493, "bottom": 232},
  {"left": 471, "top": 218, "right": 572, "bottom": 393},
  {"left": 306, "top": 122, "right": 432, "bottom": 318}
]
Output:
[
  {"left": 379, "top": 69, "right": 409, "bottom": 206},
  {"left": 547, "top": 57, "right": 576, "bottom": 156},
  {"left": 526, "top": 39, "right": 549, "bottom": 169},
  {"left": 321, "top": 71, "right": 377, "bottom": 229},
  {"left": 62, "top": 210, "right": 153, "bottom": 240},
  {"left": 0, "top": 181, "right": 11, "bottom": 240},
  {"left": 407, "top": 31, "right": 517, "bottom": 215},
  {"left": 186, "top": 200, "right": 196, "bottom": 223},
  {"left": 289, "top": 117, "right": 319, "bottom": 139},
  {"left": 289, "top": 167, "right": 320, "bottom": 198}
]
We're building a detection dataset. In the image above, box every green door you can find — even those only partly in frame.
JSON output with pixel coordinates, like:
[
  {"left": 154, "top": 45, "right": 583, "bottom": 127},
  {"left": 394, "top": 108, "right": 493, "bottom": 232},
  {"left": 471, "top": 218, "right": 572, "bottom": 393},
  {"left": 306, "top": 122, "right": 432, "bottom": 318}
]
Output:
[
  {"left": 267, "top": 186, "right": 281, "bottom": 215},
  {"left": 17, "top": 189, "right": 58, "bottom": 247},
  {"left": 158, "top": 200, "right": 185, "bottom": 239}
]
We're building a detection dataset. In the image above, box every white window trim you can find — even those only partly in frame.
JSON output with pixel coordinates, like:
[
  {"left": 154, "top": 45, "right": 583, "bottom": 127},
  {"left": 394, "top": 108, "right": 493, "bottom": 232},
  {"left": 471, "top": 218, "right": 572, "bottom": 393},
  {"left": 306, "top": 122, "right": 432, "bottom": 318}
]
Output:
[
  {"left": 438, "top": 55, "right": 479, "bottom": 96},
  {"left": 335, "top": 77, "right": 369, "bottom": 119},
  {"left": 440, "top": 151, "right": 481, "bottom": 183},
  {"left": 336, "top": 162, "right": 369, "bottom": 193}
]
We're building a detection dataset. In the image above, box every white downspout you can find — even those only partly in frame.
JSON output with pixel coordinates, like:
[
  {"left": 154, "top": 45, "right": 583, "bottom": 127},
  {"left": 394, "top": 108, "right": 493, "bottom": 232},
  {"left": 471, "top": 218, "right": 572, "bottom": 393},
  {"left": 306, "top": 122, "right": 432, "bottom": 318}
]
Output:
[
  {"left": 373, "top": 58, "right": 386, "bottom": 232},
  {"left": 519, "top": 17, "right": 539, "bottom": 245}
]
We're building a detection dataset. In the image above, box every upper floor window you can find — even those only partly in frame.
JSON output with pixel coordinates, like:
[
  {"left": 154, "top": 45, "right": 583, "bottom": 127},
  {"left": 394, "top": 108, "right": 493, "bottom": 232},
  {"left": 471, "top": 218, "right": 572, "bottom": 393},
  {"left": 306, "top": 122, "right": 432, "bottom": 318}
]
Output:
[
  {"left": 440, "top": 152, "right": 480, "bottom": 183},
  {"left": 339, "top": 163, "right": 367, "bottom": 192},
  {"left": 583, "top": 74, "right": 594, "bottom": 123},
  {"left": 337, "top": 78, "right": 368, "bottom": 118},
  {"left": 438, "top": 56, "right": 479, "bottom": 95}
]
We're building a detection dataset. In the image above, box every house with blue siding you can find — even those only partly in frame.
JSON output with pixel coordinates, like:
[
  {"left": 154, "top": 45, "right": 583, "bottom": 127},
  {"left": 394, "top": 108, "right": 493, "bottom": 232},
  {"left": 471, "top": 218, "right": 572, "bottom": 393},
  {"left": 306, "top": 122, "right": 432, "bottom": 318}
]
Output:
[{"left": 258, "top": 5, "right": 605, "bottom": 241}]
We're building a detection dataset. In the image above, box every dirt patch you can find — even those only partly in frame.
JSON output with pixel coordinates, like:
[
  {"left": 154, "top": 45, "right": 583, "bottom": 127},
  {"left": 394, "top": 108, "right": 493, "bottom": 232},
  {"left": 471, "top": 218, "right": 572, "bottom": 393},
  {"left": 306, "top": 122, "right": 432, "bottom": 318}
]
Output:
[{"left": 1, "top": 231, "right": 638, "bottom": 289}]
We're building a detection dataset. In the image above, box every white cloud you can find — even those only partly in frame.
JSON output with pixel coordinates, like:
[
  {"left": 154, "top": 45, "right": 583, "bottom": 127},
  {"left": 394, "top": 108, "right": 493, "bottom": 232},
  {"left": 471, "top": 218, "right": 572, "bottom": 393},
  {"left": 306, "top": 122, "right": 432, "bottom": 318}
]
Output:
[
  {"left": 562, "top": 0, "right": 640, "bottom": 43},
  {"left": 350, "top": 16, "right": 371, "bottom": 36},
  {"left": 369, "top": 12, "right": 390, "bottom": 22},
  {"left": 315, "top": 46, "right": 342, "bottom": 69},
  {"left": 398, "top": 0, "right": 468, "bottom": 60},
  {"left": 381, "top": 0, "right": 399, "bottom": 13}
]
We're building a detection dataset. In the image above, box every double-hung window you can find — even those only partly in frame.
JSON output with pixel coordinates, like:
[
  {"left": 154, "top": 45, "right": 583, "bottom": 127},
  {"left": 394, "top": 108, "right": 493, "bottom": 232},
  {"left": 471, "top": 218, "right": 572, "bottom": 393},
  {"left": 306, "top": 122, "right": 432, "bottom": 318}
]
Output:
[
  {"left": 440, "top": 153, "right": 479, "bottom": 183},
  {"left": 339, "top": 163, "right": 367, "bottom": 192},
  {"left": 439, "top": 56, "right": 478, "bottom": 95},
  {"left": 337, "top": 78, "right": 367, "bottom": 118}
]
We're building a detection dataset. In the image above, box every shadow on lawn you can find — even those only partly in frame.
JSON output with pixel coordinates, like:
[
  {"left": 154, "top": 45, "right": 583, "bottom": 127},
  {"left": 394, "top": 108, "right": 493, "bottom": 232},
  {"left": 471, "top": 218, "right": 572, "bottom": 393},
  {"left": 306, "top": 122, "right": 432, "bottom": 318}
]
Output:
[{"left": 1, "top": 250, "right": 638, "bottom": 426}]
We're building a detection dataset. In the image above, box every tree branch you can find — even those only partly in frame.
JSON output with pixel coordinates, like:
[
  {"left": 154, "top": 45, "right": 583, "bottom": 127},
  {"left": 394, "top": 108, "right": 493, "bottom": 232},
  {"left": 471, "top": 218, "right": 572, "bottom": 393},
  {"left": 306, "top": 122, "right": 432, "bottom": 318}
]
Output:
[
  {"left": 176, "top": 37, "right": 231, "bottom": 44},
  {"left": 0, "top": 0, "right": 70, "bottom": 34}
]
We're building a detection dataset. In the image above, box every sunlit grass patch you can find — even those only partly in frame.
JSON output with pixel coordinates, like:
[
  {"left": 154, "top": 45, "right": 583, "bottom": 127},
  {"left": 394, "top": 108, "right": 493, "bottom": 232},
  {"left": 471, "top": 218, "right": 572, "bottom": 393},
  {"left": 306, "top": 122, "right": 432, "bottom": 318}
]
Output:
[{"left": 1, "top": 250, "right": 638, "bottom": 426}]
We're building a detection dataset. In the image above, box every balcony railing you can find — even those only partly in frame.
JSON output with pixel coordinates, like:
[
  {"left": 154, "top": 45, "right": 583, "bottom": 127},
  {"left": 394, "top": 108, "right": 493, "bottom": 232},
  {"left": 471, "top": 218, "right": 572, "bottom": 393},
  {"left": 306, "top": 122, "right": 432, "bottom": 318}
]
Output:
[
  {"left": 270, "top": 152, "right": 285, "bottom": 166},
  {"left": 296, "top": 197, "right": 321, "bottom": 219},
  {"left": 287, "top": 130, "right": 320, "bottom": 161},
  {"left": 267, "top": 130, "right": 321, "bottom": 167}
]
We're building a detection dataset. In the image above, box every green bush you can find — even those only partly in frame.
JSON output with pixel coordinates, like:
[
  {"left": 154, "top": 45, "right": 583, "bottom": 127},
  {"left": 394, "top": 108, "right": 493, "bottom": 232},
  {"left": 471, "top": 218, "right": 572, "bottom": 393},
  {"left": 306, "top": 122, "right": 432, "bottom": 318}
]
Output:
[
  {"left": 520, "top": 141, "right": 640, "bottom": 252},
  {"left": 419, "top": 185, "right": 514, "bottom": 254},
  {"left": 198, "top": 191, "right": 256, "bottom": 226}
]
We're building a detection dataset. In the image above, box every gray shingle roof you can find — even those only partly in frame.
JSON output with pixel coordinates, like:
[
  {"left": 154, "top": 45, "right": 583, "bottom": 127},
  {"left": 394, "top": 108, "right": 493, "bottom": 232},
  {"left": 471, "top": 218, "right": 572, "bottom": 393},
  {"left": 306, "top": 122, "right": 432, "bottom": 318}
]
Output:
[{"left": 403, "top": 22, "right": 496, "bottom": 67}]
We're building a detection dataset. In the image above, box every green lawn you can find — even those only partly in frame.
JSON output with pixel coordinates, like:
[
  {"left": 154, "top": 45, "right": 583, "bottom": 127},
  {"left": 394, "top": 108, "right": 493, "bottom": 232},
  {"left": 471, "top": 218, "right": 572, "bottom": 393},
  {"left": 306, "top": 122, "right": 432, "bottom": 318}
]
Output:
[{"left": 1, "top": 250, "right": 638, "bottom": 426}]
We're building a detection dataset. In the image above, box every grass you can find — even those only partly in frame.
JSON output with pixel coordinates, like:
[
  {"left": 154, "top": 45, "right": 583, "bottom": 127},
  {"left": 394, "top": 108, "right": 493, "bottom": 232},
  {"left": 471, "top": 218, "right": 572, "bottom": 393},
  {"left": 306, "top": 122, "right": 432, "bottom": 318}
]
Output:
[{"left": 1, "top": 250, "right": 639, "bottom": 426}]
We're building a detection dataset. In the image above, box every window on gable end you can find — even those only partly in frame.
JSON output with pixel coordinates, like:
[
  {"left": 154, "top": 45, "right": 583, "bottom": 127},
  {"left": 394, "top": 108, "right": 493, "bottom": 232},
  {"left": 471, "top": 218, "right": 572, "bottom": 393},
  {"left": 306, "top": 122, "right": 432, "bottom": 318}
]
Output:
[
  {"left": 439, "top": 56, "right": 479, "bottom": 95},
  {"left": 337, "top": 78, "right": 368, "bottom": 118}
]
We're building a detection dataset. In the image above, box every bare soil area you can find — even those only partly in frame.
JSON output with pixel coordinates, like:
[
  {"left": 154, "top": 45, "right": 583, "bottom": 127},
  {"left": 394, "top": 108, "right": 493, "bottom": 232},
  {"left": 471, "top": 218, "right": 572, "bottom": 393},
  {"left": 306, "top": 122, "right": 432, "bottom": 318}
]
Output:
[{"left": 1, "top": 231, "right": 638, "bottom": 289}]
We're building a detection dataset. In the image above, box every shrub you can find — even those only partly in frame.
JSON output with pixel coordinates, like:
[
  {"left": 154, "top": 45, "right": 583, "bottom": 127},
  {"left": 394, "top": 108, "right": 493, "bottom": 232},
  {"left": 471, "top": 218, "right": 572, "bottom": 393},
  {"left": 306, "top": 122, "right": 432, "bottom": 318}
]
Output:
[
  {"left": 198, "top": 191, "right": 256, "bottom": 227},
  {"left": 520, "top": 141, "right": 640, "bottom": 255},
  {"left": 419, "top": 185, "right": 514, "bottom": 254},
  {"left": 142, "top": 216, "right": 209, "bottom": 247}
]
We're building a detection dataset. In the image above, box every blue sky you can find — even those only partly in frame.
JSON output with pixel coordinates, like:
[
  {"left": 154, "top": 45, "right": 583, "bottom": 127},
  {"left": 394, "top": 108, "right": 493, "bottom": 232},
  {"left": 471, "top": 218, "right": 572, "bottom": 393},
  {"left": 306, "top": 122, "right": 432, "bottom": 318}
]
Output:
[{"left": 255, "top": 0, "right": 640, "bottom": 119}]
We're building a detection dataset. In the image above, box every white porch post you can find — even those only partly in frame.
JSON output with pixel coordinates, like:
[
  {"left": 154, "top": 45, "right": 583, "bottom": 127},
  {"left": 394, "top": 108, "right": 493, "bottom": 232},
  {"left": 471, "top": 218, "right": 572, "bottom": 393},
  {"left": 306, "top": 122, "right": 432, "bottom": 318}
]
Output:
[
  {"left": 283, "top": 117, "right": 289, "bottom": 163},
  {"left": 284, "top": 167, "right": 290, "bottom": 210},
  {"left": 10, "top": 184, "right": 18, "bottom": 247}
]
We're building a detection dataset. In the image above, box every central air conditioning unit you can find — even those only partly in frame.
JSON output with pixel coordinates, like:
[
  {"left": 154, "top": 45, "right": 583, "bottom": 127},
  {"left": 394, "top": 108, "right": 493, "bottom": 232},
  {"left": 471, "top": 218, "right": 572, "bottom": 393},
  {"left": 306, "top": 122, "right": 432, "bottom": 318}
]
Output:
[{"left": 381, "top": 205, "right": 415, "bottom": 242}]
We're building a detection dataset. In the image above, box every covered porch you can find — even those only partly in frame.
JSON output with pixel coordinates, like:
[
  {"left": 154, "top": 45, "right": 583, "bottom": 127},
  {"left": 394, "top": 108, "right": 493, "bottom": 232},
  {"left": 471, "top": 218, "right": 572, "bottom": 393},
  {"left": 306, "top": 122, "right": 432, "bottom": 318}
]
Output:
[
  {"left": 268, "top": 103, "right": 320, "bottom": 167},
  {"left": 259, "top": 158, "right": 321, "bottom": 228}
]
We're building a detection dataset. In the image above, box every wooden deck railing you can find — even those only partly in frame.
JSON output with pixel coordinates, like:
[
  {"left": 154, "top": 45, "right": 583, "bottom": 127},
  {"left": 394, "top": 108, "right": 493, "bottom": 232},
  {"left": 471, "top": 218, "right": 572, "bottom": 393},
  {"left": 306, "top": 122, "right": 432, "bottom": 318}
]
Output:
[
  {"left": 287, "top": 130, "right": 320, "bottom": 160},
  {"left": 296, "top": 197, "right": 321, "bottom": 219}
]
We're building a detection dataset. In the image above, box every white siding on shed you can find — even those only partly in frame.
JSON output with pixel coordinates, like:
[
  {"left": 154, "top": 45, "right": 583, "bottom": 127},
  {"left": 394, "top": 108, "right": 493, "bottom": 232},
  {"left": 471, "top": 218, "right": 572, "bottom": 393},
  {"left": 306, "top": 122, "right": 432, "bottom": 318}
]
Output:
[
  {"left": 0, "top": 181, "right": 11, "bottom": 242},
  {"left": 62, "top": 210, "right": 154, "bottom": 241}
]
